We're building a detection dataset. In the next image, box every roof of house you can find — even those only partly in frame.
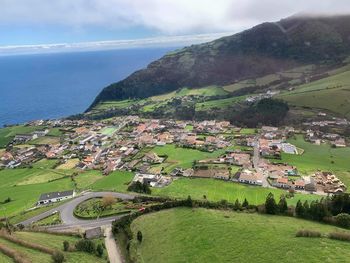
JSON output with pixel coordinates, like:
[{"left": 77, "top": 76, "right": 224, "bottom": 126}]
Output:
[
  {"left": 277, "top": 177, "right": 289, "bottom": 184},
  {"left": 85, "top": 227, "right": 103, "bottom": 239},
  {"left": 38, "top": 190, "right": 74, "bottom": 201}
]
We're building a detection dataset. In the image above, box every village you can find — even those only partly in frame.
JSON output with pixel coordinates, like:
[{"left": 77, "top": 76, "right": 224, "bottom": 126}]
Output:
[{"left": 0, "top": 115, "right": 349, "bottom": 200}]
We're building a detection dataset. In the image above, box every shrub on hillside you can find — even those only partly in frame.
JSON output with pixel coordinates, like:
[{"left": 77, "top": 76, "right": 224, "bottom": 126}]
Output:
[
  {"left": 334, "top": 213, "right": 350, "bottom": 228},
  {"left": 295, "top": 229, "right": 321, "bottom": 238},
  {"left": 63, "top": 241, "right": 69, "bottom": 252},
  {"left": 75, "top": 239, "right": 96, "bottom": 253},
  {"left": 52, "top": 251, "right": 65, "bottom": 263},
  {"left": 329, "top": 232, "right": 350, "bottom": 242},
  {"left": 96, "top": 244, "right": 104, "bottom": 257}
]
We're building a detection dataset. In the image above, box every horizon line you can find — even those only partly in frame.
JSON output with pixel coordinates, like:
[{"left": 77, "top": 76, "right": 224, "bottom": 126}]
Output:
[{"left": 0, "top": 32, "right": 234, "bottom": 56}]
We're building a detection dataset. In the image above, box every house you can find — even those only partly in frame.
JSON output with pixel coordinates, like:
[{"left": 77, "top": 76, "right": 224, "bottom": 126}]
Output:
[
  {"left": 37, "top": 190, "right": 75, "bottom": 205},
  {"left": 14, "top": 134, "right": 35, "bottom": 142},
  {"left": 85, "top": 227, "right": 103, "bottom": 239},
  {"left": 32, "top": 129, "right": 49, "bottom": 137},
  {"left": 238, "top": 170, "right": 263, "bottom": 186},
  {"left": 274, "top": 177, "right": 290, "bottom": 189},
  {"left": 294, "top": 180, "right": 305, "bottom": 190},
  {"left": 281, "top": 143, "right": 297, "bottom": 154},
  {"left": 132, "top": 173, "right": 171, "bottom": 187},
  {"left": 142, "top": 152, "right": 164, "bottom": 164},
  {"left": 333, "top": 138, "right": 346, "bottom": 147}
]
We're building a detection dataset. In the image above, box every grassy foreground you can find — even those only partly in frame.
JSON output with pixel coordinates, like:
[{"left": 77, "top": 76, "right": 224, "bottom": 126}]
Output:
[{"left": 130, "top": 207, "right": 350, "bottom": 263}]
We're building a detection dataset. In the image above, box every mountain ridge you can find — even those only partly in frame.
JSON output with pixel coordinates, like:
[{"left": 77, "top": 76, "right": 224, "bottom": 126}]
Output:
[{"left": 88, "top": 15, "right": 350, "bottom": 111}]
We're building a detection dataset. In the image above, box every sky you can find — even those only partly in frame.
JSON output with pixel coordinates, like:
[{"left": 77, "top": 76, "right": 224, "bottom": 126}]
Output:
[{"left": 1, "top": 0, "right": 350, "bottom": 54}]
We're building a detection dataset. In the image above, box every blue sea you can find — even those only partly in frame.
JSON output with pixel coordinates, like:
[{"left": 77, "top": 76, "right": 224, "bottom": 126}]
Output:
[{"left": 0, "top": 47, "right": 175, "bottom": 127}]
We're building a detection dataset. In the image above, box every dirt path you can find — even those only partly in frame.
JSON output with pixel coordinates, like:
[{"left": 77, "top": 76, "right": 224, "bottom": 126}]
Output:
[{"left": 105, "top": 226, "right": 123, "bottom": 263}]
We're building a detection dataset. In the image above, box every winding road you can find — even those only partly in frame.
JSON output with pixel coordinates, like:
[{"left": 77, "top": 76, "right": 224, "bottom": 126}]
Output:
[
  {"left": 19, "top": 191, "right": 134, "bottom": 228},
  {"left": 19, "top": 191, "right": 135, "bottom": 263}
]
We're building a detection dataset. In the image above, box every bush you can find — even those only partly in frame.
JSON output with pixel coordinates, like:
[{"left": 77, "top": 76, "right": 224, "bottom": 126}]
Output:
[
  {"left": 96, "top": 244, "right": 104, "bottom": 257},
  {"left": 52, "top": 251, "right": 65, "bottom": 263},
  {"left": 329, "top": 232, "right": 350, "bottom": 242},
  {"left": 137, "top": 231, "right": 143, "bottom": 243},
  {"left": 63, "top": 241, "right": 69, "bottom": 252},
  {"left": 75, "top": 239, "right": 96, "bottom": 253},
  {"left": 334, "top": 213, "right": 350, "bottom": 228},
  {"left": 295, "top": 229, "right": 321, "bottom": 238}
]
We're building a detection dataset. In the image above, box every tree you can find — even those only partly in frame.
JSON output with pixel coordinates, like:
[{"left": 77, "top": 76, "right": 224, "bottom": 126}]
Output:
[
  {"left": 137, "top": 231, "right": 143, "bottom": 243},
  {"left": 96, "top": 244, "right": 104, "bottom": 257},
  {"left": 52, "top": 251, "right": 65, "bottom": 263},
  {"left": 127, "top": 181, "right": 151, "bottom": 194},
  {"left": 63, "top": 240, "right": 69, "bottom": 252},
  {"left": 242, "top": 198, "right": 249, "bottom": 208},
  {"left": 278, "top": 196, "right": 288, "bottom": 214},
  {"left": 186, "top": 195, "right": 193, "bottom": 207},
  {"left": 234, "top": 199, "right": 241, "bottom": 210},
  {"left": 295, "top": 200, "right": 305, "bottom": 218},
  {"left": 102, "top": 195, "right": 116, "bottom": 210},
  {"left": 265, "top": 193, "right": 277, "bottom": 214}
]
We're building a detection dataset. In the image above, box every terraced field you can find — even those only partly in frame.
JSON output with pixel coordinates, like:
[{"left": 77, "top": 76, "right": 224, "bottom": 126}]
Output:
[{"left": 0, "top": 231, "right": 107, "bottom": 263}]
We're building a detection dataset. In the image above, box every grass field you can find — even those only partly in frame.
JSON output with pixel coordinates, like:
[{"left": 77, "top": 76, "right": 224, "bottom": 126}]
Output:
[
  {"left": 100, "top": 126, "right": 117, "bottom": 136},
  {"left": 0, "top": 168, "right": 75, "bottom": 216},
  {"left": 0, "top": 231, "right": 107, "bottom": 262},
  {"left": 93, "top": 100, "right": 135, "bottom": 110},
  {"left": 0, "top": 125, "right": 44, "bottom": 148},
  {"left": 56, "top": 159, "right": 79, "bottom": 170},
  {"left": 29, "top": 136, "right": 60, "bottom": 145},
  {"left": 90, "top": 171, "right": 134, "bottom": 192},
  {"left": 195, "top": 95, "right": 246, "bottom": 111},
  {"left": 130, "top": 207, "right": 350, "bottom": 263},
  {"left": 152, "top": 178, "right": 318, "bottom": 205},
  {"left": 150, "top": 144, "right": 225, "bottom": 173},
  {"left": 0, "top": 252, "right": 12, "bottom": 263},
  {"left": 46, "top": 128, "right": 64, "bottom": 137},
  {"left": 278, "top": 69, "right": 350, "bottom": 118}
]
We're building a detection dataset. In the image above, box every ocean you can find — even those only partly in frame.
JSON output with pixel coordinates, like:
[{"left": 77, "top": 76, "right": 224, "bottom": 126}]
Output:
[{"left": 0, "top": 47, "right": 175, "bottom": 127}]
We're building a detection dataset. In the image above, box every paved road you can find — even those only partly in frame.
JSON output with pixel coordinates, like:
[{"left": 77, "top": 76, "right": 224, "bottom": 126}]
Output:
[
  {"left": 253, "top": 136, "right": 268, "bottom": 187},
  {"left": 19, "top": 191, "right": 135, "bottom": 228},
  {"left": 105, "top": 226, "right": 123, "bottom": 263}
]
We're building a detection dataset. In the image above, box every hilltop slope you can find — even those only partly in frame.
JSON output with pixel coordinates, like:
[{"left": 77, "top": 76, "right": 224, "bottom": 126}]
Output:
[{"left": 89, "top": 15, "right": 350, "bottom": 110}]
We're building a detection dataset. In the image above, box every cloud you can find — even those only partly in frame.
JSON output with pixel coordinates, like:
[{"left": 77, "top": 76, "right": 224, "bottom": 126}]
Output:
[
  {"left": 0, "top": 32, "right": 232, "bottom": 55},
  {"left": 1, "top": 0, "right": 350, "bottom": 35}
]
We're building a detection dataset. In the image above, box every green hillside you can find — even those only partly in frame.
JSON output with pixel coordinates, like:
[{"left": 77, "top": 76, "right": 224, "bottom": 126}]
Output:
[
  {"left": 278, "top": 68, "right": 350, "bottom": 118},
  {"left": 130, "top": 208, "right": 350, "bottom": 263}
]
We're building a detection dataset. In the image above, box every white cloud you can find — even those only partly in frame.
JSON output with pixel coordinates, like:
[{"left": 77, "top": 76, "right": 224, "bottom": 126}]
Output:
[
  {"left": 0, "top": 32, "right": 232, "bottom": 55},
  {"left": 1, "top": 0, "right": 350, "bottom": 34}
]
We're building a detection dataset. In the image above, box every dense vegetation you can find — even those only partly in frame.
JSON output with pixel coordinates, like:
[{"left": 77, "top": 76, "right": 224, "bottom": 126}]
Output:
[{"left": 231, "top": 98, "right": 289, "bottom": 127}]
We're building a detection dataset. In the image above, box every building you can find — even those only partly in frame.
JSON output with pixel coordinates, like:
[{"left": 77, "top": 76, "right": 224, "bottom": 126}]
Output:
[
  {"left": 37, "top": 190, "right": 75, "bottom": 205},
  {"left": 303, "top": 176, "right": 317, "bottom": 192},
  {"left": 238, "top": 170, "right": 263, "bottom": 186},
  {"left": 85, "top": 227, "right": 103, "bottom": 239}
]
